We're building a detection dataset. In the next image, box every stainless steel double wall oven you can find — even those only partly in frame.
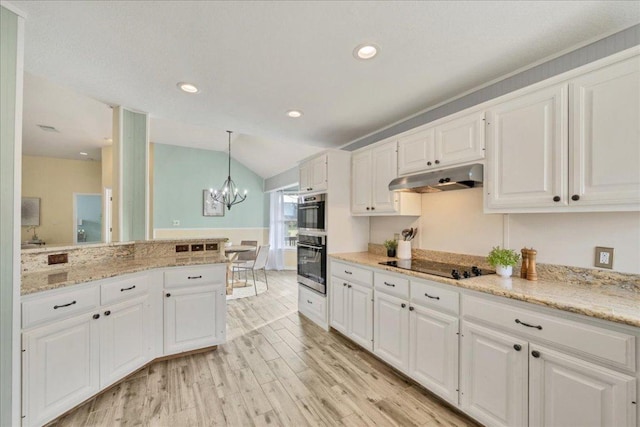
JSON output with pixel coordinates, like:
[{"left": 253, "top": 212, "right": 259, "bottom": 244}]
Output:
[{"left": 297, "top": 194, "right": 327, "bottom": 294}]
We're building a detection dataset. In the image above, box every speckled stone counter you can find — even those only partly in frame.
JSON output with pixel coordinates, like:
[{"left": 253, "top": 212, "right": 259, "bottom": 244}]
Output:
[
  {"left": 21, "top": 254, "right": 228, "bottom": 295},
  {"left": 21, "top": 238, "right": 230, "bottom": 295},
  {"left": 331, "top": 251, "right": 640, "bottom": 328}
]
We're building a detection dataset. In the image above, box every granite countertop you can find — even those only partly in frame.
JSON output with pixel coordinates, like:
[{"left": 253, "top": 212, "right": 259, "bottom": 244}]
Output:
[
  {"left": 22, "top": 254, "right": 228, "bottom": 296},
  {"left": 331, "top": 252, "right": 640, "bottom": 328}
]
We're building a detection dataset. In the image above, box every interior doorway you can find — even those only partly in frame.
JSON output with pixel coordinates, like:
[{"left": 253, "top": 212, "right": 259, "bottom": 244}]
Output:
[{"left": 73, "top": 193, "right": 102, "bottom": 244}]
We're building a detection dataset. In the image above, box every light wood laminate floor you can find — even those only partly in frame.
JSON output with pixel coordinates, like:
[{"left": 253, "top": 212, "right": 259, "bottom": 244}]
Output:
[{"left": 51, "top": 270, "right": 479, "bottom": 427}]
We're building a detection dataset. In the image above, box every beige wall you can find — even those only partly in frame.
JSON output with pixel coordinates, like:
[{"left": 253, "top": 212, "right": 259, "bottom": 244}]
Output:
[
  {"left": 21, "top": 155, "right": 102, "bottom": 245},
  {"left": 370, "top": 188, "right": 640, "bottom": 274}
]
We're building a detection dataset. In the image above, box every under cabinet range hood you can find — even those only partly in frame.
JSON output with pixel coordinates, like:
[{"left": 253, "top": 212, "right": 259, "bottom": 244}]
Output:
[{"left": 389, "top": 164, "right": 483, "bottom": 193}]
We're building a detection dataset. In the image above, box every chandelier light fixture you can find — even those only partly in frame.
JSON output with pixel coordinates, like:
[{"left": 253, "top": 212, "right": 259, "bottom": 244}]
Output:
[{"left": 209, "top": 130, "right": 248, "bottom": 210}]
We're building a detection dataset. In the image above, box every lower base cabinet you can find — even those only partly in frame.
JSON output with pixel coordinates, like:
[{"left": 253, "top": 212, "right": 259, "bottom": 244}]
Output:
[
  {"left": 409, "top": 304, "right": 459, "bottom": 405},
  {"left": 330, "top": 276, "right": 373, "bottom": 350},
  {"left": 529, "top": 344, "right": 636, "bottom": 427},
  {"left": 460, "top": 321, "right": 529, "bottom": 427},
  {"left": 299, "top": 284, "right": 328, "bottom": 329},
  {"left": 22, "top": 311, "right": 101, "bottom": 427},
  {"left": 100, "top": 295, "right": 152, "bottom": 388},
  {"left": 163, "top": 284, "right": 226, "bottom": 355},
  {"left": 373, "top": 291, "right": 410, "bottom": 372}
]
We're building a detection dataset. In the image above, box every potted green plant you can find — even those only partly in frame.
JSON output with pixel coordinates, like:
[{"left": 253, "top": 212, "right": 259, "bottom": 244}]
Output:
[
  {"left": 487, "top": 246, "right": 520, "bottom": 278},
  {"left": 383, "top": 239, "right": 398, "bottom": 258}
]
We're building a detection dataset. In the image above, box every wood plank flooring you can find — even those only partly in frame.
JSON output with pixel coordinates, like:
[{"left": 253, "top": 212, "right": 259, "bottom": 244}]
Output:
[{"left": 51, "top": 270, "right": 479, "bottom": 427}]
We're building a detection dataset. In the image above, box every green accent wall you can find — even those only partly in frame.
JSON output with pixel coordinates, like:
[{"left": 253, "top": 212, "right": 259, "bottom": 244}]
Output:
[
  {"left": 121, "top": 109, "right": 147, "bottom": 240},
  {"left": 153, "top": 144, "right": 268, "bottom": 228},
  {"left": 0, "top": 6, "right": 19, "bottom": 425}
]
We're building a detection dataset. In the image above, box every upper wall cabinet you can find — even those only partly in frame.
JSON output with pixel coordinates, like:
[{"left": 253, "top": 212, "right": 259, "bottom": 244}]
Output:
[
  {"left": 299, "top": 154, "right": 328, "bottom": 194},
  {"left": 352, "top": 141, "right": 421, "bottom": 216},
  {"left": 398, "top": 111, "right": 485, "bottom": 176},
  {"left": 486, "top": 55, "right": 640, "bottom": 212}
]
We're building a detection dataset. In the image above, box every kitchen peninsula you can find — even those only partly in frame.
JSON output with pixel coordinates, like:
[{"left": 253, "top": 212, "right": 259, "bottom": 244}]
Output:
[{"left": 20, "top": 238, "right": 230, "bottom": 427}]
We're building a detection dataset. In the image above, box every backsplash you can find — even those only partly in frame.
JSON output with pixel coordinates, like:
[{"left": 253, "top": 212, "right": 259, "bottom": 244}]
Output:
[{"left": 368, "top": 243, "right": 640, "bottom": 291}]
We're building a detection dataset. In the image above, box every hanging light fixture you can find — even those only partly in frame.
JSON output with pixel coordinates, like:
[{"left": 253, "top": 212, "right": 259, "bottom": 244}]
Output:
[{"left": 209, "top": 130, "right": 248, "bottom": 210}]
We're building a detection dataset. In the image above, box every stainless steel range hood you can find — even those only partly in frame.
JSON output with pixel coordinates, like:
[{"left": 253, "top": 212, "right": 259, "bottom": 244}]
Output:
[{"left": 389, "top": 164, "right": 483, "bottom": 193}]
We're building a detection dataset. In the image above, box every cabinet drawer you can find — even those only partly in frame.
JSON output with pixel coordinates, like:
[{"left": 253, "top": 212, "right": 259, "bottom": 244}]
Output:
[
  {"left": 299, "top": 285, "right": 327, "bottom": 324},
  {"left": 164, "top": 265, "right": 225, "bottom": 288},
  {"left": 101, "top": 273, "right": 149, "bottom": 305},
  {"left": 22, "top": 286, "right": 100, "bottom": 329},
  {"left": 410, "top": 279, "right": 459, "bottom": 315},
  {"left": 374, "top": 271, "right": 409, "bottom": 299},
  {"left": 462, "top": 294, "right": 636, "bottom": 371},
  {"left": 331, "top": 261, "right": 372, "bottom": 285}
]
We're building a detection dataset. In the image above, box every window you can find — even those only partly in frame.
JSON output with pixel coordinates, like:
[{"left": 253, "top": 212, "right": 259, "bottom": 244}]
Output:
[{"left": 283, "top": 193, "right": 298, "bottom": 248}]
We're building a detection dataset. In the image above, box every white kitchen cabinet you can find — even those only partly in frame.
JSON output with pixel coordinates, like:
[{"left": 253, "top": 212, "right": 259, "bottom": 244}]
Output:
[
  {"left": 22, "top": 311, "right": 101, "bottom": 427},
  {"left": 99, "top": 295, "right": 152, "bottom": 388},
  {"left": 569, "top": 56, "right": 640, "bottom": 208},
  {"left": 408, "top": 304, "right": 459, "bottom": 405},
  {"left": 373, "top": 291, "right": 410, "bottom": 373},
  {"left": 398, "top": 111, "right": 485, "bottom": 176},
  {"left": 486, "top": 54, "right": 640, "bottom": 212},
  {"left": 529, "top": 344, "right": 636, "bottom": 427},
  {"left": 163, "top": 284, "right": 226, "bottom": 355},
  {"left": 460, "top": 321, "right": 529, "bottom": 427},
  {"left": 347, "top": 282, "right": 373, "bottom": 350},
  {"left": 329, "top": 276, "right": 348, "bottom": 334},
  {"left": 351, "top": 141, "right": 420, "bottom": 215},
  {"left": 435, "top": 111, "right": 485, "bottom": 168},
  {"left": 298, "top": 284, "right": 328, "bottom": 328},
  {"left": 485, "top": 84, "right": 568, "bottom": 210},
  {"left": 299, "top": 154, "right": 328, "bottom": 194}
]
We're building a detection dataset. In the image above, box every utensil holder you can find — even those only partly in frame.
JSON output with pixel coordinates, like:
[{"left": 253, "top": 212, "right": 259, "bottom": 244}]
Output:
[{"left": 397, "top": 241, "right": 412, "bottom": 259}]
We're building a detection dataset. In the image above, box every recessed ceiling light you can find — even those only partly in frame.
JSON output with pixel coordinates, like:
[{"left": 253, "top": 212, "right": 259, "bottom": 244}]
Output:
[
  {"left": 79, "top": 152, "right": 88, "bottom": 156},
  {"left": 287, "top": 110, "right": 303, "bottom": 118},
  {"left": 354, "top": 44, "right": 378, "bottom": 60},
  {"left": 177, "top": 82, "right": 199, "bottom": 93}
]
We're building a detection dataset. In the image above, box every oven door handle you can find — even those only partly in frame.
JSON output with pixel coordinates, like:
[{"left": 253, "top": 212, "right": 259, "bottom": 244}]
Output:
[
  {"left": 297, "top": 243, "right": 324, "bottom": 250},
  {"left": 298, "top": 205, "right": 320, "bottom": 210}
]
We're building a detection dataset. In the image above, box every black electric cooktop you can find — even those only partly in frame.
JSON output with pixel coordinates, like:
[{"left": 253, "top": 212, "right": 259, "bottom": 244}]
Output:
[{"left": 379, "top": 259, "right": 495, "bottom": 280}]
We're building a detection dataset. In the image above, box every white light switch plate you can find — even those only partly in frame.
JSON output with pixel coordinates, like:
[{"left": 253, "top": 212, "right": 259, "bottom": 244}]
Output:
[{"left": 594, "top": 246, "right": 613, "bottom": 269}]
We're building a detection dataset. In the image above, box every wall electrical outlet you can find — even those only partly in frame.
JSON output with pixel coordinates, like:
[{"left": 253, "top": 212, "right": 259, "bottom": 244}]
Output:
[
  {"left": 172, "top": 220, "right": 180, "bottom": 226},
  {"left": 594, "top": 246, "right": 614, "bottom": 269}
]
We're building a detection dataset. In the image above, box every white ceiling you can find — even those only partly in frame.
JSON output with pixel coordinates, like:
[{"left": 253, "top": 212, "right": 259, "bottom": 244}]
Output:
[{"left": 14, "top": 1, "right": 640, "bottom": 178}]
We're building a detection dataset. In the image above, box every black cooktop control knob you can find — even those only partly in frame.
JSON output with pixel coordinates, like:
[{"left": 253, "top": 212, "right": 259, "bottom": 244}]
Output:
[
  {"left": 451, "top": 269, "right": 461, "bottom": 280},
  {"left": 463, "top": 271, "right": 471, "bottom": 279},
  {"left": 471, "top": 266, "right": 481, "bottom": 276}
]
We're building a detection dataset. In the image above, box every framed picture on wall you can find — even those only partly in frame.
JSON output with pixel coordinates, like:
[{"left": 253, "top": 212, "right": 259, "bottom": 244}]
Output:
[
  {"left": 203, "top": 190, "right": 225, "bottom": 217},
  {"left": 21, "top": 197, "right": 41, "bottom": 226}
]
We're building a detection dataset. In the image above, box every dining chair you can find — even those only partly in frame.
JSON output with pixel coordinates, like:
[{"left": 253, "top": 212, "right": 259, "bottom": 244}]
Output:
[
  {"left": 232, "top": 245, "right": 270, "bottom": 296},
  {"left": 232, "top": 240, "right": 257, "bottom": 282}
]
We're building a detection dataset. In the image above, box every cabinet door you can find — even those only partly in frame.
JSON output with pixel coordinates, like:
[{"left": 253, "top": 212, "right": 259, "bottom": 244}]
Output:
[
  {"left": 529, "top": 344, "right": 637, "bottom": 427},
  {"left": 373, "top": 292, "right": 409, "bottom": 373},
  {"left": 398, "top": 128, "right": 435, "bottom": 175},
  {"left": 460, "top": 321, "right": 528, "bottom": 427},
  {"left": 409, "top": 305, "right": 459, "bottom": 405},
  {"left": 23, "top": 312, "right": 100, "bottom": 427},
  {"left": 100, "top": 295, "right": 152, "bottom": 388},
  {"left": 347, "top": 283, "right": 373, "bottom": 351},
  {"left": 329, "top": 276, "right": 348, "bottom": 334},
  {"left": 371, "top": 142, "right": 399, "bottom": 213},
  {"left": 299, "top": 162, "right": 311, "bottom": 192},
  {"left": 570, "top": 56, "right": 640, "bottom": 207},
  {"left": 164, "top": 285, "right": 226, "bottom": 355},
  {"left": 310, "top": 154, "right": 328, "bottom": 192},
  {"left": 486, "top": 85, "right": 568, "bottom": 210},
  {"left": 351, "top": 150, "right": 372, "bottom": 214},
  {"left": 435, "top": 111, "right": 485, "bottom": 167}
]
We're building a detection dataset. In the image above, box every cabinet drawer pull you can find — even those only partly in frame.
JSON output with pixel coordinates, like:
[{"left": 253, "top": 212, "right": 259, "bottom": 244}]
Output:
[
  {"left": 344, "top": 270, "right": 352, "bottom": 275},
  {"left": 92, "top": 313, "right": 100, "bottom": 320},
  {"left": 188, "top": 275, "right": 203, "bottom": 280},
  {"left": 409, "top": 306, "right": 415, "bottom": 311},
  {"left": 307, "top": 300, "right": 313, "bottom": 304},
  {"left": 571, "top": 194, "right": 580, "bottom": 201},
  {"left": 513, "top": 344, "right": 522, "bottom": 351},
  {"left": 347, "top": 284, "right": 352, "bottom": 288},
  {"left": 104, "top": 310, "right": 111, "bottom": 316},
  {"left": 531, "top": 350, "right": 541, "bottom": 358},
  {"left": 384, "top": 281, "right": 395, "bottom": 287},
  {"left": 53, "top": 300, "right": 76, "bottom": 309},
  {"left": 401, "top": 303, "right": 406, "bottom": 308},
  {"left": 166, "top": 293, "right": 171, "bottom": 298},
  {"left": 515, "top": 319, "right": 542, "bottom": 330},
  {"left": 553, "top": 196, "right": 561, "bottom": 202},
  {"left": 343, "top": 282, "right": 347, "bottom": 287},
  {"left": 424, "top": 292, "right": 440, "bottom": 300},
  {"left": 120, "top": 285, "right": 136, "bottom": 292}
]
